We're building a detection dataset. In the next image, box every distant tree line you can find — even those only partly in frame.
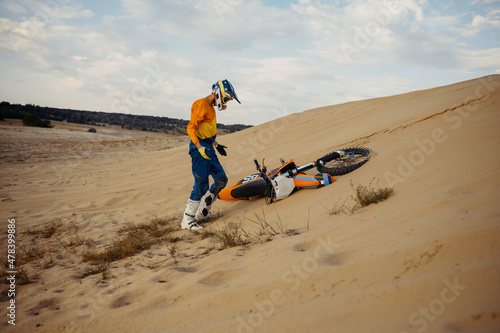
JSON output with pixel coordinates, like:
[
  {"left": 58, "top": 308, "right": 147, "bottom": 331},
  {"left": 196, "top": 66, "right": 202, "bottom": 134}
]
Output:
[
  {"left": 22, "top": 113, "right": 54, "bottom": 128},
  {"left": 0, "top": 101, "right": 252, "bottom": 134}
]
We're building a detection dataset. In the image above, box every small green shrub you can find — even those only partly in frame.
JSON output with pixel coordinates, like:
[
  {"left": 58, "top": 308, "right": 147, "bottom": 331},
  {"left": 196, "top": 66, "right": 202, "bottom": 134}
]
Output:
[
  {"left": 327, "top": 179, "right": 394, "bottom": 215},
  {"left": 351, "top": 179, "right": 394, "bottom": 207}
]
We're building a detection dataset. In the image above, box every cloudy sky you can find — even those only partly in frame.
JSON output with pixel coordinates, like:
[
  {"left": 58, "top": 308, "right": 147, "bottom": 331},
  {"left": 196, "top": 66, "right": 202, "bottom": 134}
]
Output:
[{"left": 0, "top": 0, "right": 499, "bottom": 125}]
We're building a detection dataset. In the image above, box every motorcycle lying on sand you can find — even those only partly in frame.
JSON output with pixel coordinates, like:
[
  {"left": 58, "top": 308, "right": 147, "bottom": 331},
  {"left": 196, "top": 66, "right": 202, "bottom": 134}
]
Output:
[{"left": 218, "top": 147, "right": 372, "bottom": 204}]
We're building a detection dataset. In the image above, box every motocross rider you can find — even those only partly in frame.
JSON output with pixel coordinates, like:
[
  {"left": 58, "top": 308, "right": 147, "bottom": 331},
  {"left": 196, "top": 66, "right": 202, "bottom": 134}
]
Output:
[{"left": 181, "top": 80, "right": 241, "bottom": 230}]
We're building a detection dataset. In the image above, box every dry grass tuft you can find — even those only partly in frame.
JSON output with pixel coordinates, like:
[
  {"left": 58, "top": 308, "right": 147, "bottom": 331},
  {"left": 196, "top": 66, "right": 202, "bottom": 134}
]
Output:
[
  {"left": 214, "top": 224, "right": 249, "bottom": 250},
  {"left": 23, "top": 221, "right": 63, "bottom": 238},
  {"left": 351, "top": 179, "right": 394, "bottom": 207},
  {"left": 327, "top": 178, "right": 394, "bottom": 215},
  {"left": 81, "top": 217, "right": 180, "bottom": 276}
]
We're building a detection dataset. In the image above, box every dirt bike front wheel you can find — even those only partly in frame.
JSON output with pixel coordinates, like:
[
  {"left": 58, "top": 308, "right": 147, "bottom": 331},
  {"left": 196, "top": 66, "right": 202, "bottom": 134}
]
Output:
[{"left": 316, "top": 147, "right": 372, "bottom": 176}]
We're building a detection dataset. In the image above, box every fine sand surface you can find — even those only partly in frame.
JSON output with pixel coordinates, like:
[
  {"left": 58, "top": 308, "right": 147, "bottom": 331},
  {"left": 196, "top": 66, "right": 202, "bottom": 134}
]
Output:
[{"left": 1, "top": 75, "right": 499, "bottom": 333}]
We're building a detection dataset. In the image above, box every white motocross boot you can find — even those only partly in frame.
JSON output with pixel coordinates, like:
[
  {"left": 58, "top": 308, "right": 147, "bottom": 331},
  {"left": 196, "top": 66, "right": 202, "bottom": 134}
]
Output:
[
  {"left": 195, "top": 191, "right": 216, "bottom": 221},
  {"left": 181, "top": 199, "right": 203, "bottom": 230}
]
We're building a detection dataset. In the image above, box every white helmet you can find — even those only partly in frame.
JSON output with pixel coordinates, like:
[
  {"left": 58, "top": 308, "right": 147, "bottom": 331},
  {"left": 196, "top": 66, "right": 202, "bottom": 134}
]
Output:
[{"left": 212, "top": 79, "right": 241, "bottom": 111}]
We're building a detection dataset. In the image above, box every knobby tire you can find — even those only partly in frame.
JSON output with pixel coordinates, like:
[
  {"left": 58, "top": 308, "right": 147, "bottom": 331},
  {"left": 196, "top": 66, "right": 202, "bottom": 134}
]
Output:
[{"left": 315, "top": 147, "right": 372, "bottom": 176}]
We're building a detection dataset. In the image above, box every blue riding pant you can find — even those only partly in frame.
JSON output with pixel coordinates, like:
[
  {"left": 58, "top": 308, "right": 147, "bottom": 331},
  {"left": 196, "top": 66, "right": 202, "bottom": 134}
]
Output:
[{"left": 188, "top": 140, "right": 228, "bottom": 201}]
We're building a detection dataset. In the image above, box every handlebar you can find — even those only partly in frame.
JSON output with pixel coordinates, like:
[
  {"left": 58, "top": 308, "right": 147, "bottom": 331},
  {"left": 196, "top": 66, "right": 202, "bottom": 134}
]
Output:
[
  {"left": 253, "top": 157, "right": 271, "bottom": 184},
  {"left": 253, "top": 157, "right": 260, "bottom": 171}
]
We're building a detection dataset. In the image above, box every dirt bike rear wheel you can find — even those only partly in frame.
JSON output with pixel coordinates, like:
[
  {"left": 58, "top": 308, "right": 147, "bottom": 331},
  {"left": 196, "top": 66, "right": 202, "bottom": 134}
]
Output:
[{"left": 316, "top": 147, "right": 372, "bottom": 176}]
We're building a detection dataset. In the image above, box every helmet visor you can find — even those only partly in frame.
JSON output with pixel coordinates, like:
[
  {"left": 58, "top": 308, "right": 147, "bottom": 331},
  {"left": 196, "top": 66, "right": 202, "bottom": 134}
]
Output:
[
  {"left": 219, "top": 81, "right": 233, "bottom": 104},
  {"left": 213, "top": 80, "right": 240, "bottom": 110}
]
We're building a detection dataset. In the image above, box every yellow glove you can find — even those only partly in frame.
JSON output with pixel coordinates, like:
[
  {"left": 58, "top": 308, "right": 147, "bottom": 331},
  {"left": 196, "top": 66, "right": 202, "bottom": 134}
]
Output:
[{"left": 198, "top": 146, "right": 211, "bottom": 160}]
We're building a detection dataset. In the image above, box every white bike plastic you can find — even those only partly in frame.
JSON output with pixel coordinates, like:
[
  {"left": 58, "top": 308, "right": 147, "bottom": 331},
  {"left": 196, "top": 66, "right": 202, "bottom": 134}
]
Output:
[{"left": 271, "top": 175, "right": 295, "bottom": 201}]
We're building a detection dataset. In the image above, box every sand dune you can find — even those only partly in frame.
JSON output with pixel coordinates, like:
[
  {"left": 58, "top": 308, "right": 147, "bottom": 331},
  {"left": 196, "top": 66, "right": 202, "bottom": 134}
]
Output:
[{"left": 1, "top": 75, "right": 499, "bottom": 332}]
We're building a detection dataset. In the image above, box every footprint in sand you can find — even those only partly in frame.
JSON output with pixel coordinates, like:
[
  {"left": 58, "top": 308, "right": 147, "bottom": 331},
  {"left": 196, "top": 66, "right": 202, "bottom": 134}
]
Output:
[
  {"left": 105, "top": 196, "right": 124, "bottom": 206},
  {"left": 292, "top": 241, "right": 314, "bottom": 252},
  {"left": 198, "top": 270, "right": 237, "bottom": 286},
  {"left": 318, "top": 252, "right": 345, "bottom": 266},
  {"left": 110, "top": 295, "right": 131, "bottom": 309},
  {"left": 151, "top": 272, "right": 176, "bottom": 284},
  {"left": 29, "top": 298, "right": 60, "bottom": 315},
  {"left": 292, "top": 240, "right": 345, "bottom": 266},
  {"left": 109, "top": 293, "right": 140, "bottom": 309},
  {"left": 171, "top": 266, "right": 197, "bottom": 273}
]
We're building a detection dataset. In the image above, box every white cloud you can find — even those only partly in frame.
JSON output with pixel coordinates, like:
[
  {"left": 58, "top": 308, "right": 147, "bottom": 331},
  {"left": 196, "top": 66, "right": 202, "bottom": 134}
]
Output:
[
  {"left": 471, "top": 12, "right": 500, "bottom": 29},
  {"left": 291, "top": 0, "right": 500, "bottom": 74},
  {"left": 449, "top": 9, "right": 500, "bottom": 37},
  {"left": 0, "top": 0, "right": 28, "bottom": 14},
  {"left": 0, "top": 0, "right": 499, "bottom": 125},
  {"left": 238, "top": 57, "right": 331, "bottom": 84},
  {"left": 458, "top": 48, "right": 500, "bottom": 71},
  {"left": 119, "top": 0, "right": 306, "bottom": 52},
  {"left": 1, "top": 0, "right": 94, "bottom": 20},
  {"left": 472, "top": 0, "right": 500, "bottom": 4},
  {"left": 292, "top": 0, "right": 432, "bottom": 65}
]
